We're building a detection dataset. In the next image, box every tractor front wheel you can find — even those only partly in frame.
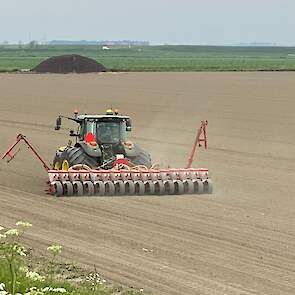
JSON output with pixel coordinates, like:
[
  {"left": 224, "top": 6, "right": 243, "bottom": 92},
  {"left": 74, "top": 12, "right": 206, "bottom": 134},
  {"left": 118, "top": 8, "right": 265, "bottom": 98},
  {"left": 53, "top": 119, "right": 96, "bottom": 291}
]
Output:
[{"left": 53, "top": 147, "right": 99, "bottom": 170}]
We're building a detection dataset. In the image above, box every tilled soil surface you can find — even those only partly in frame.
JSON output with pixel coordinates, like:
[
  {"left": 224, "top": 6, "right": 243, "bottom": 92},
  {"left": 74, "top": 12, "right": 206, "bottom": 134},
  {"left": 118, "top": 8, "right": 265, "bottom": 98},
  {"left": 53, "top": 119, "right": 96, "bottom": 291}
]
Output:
[{"left": 0, "top": 72, "right": 295, "bottom": 295}]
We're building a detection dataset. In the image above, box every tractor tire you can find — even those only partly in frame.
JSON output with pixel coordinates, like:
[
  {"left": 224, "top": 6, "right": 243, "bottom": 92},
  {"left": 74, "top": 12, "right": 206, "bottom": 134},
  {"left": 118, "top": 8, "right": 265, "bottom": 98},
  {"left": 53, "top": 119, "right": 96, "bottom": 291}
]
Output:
[
  {"left": 58, "top": 146, "right": 99, "bottom": 169},
  {"left": 53, "top": 151, "right": 63, "bottom": 170},
  {"left": 128, "top": 146, "right": 152, "bottom": 168}
]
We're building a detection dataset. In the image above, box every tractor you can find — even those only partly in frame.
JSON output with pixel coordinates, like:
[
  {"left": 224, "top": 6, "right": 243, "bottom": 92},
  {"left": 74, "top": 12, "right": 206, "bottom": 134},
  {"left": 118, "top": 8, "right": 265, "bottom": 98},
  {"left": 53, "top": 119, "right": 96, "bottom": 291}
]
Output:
[
  {"left": 2, "top": 109, "right": 212, "bottom": 196},
  {"left": 53, "top": 109, "right": 151, "bottom": 171}
]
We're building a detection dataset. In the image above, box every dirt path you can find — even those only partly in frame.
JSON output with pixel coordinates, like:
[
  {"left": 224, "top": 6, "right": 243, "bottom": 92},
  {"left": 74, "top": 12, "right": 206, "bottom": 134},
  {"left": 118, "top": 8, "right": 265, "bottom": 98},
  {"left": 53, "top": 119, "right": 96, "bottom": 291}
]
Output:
[{"left": 0, "top": 73, "right": 295, "bottom": 294}]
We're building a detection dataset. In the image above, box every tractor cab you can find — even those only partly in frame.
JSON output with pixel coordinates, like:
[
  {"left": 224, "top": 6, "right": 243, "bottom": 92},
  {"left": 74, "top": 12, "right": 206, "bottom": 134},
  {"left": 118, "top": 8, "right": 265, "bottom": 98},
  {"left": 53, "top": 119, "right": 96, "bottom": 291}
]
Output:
[
  {"left": 55, "top": 109, "right": 132, "bottom": 145},
  {"left": 78, "top": 115, "right": 131, "bottom": 144}
]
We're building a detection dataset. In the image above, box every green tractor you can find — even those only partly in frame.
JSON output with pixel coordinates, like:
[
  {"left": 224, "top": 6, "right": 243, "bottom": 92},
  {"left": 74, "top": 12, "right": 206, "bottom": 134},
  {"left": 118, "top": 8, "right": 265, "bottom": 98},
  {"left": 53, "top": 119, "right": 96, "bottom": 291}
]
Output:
[
  {"left": 1, "top": 109, "right": 211, "bottom": 196},
  {"left": 53, "top": 109, "right": 151, "bottom": 170}
]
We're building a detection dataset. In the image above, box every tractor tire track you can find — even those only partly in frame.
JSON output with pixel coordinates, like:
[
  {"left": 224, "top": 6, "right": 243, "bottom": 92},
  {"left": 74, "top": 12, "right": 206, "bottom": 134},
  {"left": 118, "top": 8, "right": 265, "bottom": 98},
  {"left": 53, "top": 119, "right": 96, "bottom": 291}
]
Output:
[{"left": 1, "top": 73, "right": 295, "bottom": 294}]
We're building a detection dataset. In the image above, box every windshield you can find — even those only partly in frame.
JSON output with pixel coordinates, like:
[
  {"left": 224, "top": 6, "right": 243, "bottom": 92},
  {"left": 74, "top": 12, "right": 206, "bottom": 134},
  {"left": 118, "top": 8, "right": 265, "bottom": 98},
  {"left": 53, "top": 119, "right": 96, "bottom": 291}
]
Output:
[
  {"left": 80, "top": 120, "right": 127, "bottom": 143},
  {"left": 96, "top": 122, "right": 119, "bottom": 143}
]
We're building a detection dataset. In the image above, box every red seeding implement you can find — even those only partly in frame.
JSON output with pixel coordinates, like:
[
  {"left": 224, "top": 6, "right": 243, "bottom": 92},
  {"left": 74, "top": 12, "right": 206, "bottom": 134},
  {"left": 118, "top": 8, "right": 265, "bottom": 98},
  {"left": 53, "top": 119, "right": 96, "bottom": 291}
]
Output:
[{"left": 1, "top": 109, "right": 212, "bottom": 197}]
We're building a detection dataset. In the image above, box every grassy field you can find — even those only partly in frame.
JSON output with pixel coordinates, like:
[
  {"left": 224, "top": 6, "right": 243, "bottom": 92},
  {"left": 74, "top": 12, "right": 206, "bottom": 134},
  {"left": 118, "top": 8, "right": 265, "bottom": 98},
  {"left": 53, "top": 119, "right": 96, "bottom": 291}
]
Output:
[{"left": 0, "top": 44, "right": 295, "bottom": 71}]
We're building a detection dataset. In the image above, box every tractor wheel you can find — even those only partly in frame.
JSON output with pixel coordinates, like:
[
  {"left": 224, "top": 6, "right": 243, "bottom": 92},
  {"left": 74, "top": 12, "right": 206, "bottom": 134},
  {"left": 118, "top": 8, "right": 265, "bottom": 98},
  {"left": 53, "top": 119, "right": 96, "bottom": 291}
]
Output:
[
  {"left": 59, "top": 147, "right": 99, "bottom": 170},
  {"left": 128, "top": 146, "right": 152, "bottom": 168},
  {"left": 53, "top": 155, "right": 60, "bottom": 170},
  {"left": 53, "top": 150, "right": 65, "bottom": 170}
]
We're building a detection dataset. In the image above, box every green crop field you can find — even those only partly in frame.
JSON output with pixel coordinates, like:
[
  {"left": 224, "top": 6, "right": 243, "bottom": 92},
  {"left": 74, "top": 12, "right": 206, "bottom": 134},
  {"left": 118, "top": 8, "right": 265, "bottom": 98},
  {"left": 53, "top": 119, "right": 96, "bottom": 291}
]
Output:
[{"left": 0, "top": 44, "right": 295, "bottom": 72}]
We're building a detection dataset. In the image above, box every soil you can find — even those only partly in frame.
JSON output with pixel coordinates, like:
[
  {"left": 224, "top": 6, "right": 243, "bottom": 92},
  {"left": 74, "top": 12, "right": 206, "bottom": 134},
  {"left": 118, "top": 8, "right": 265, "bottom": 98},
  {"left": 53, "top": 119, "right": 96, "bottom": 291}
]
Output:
[
  {"left": 32, "top": 54, "right": 107, "bottom": 73},
  {"left": 0, "top": 72, "right": 295, "bottom": 295}
]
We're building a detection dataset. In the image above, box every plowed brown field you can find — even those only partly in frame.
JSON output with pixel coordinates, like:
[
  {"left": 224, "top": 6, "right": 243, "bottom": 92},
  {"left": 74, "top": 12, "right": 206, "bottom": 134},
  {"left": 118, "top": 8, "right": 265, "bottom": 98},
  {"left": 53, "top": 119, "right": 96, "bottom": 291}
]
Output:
[{"left": 0, "top": 73, "right": 295, "bottom": 295}]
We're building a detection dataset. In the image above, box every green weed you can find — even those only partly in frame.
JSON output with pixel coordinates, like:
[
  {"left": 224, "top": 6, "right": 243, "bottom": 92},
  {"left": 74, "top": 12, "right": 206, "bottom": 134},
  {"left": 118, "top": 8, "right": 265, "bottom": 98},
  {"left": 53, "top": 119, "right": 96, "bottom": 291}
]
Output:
[{"left": 0, "top": 222, "right": 144, "bottom": 295}]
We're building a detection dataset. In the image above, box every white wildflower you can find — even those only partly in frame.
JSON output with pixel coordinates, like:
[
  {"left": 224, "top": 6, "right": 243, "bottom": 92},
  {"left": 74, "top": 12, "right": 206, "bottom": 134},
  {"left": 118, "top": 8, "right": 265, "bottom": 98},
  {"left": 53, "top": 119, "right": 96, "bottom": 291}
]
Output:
[
  {"left": 13, "top": 245, "right": 27, "bottom": 257},
  {"left": 18, "top": 250, "right": 26, "bottom": 257},
  {"left": 26, "top": 271, "right": 45, "bottom": 282},
  {"left": 0, "top": 285, "right": 7, "bottom": 295},
  {"left": 0, "top": 226, "right": 4, "bottom": 231},
  {"left": 19, "top": 266, "right": 29, "bottom": 273},
  {"left": 52, "top": 288, "right": 67, "bottom": 293},
  {"left": 16, "top": 221, "right": 32, "bottom": 229},
  {"left": 4, "top": 228, "right": 19, "bottom": 237},
  {"left": 0, "top": 234, "right": 6, "bottom": 239},
  {"left": 47, "top": 245, "right": 62, "bottom": 255},
  {"left": 42, "top": 287, "right": 67, "bottom": 293},
  {"left": 24, "top": 287, "right": 44, "bottom": 295}
]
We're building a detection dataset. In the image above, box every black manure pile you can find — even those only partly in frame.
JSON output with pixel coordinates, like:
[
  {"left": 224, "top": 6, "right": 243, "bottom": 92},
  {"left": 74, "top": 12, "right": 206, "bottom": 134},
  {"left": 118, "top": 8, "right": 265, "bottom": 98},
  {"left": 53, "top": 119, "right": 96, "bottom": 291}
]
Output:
[{"left": 32, "top": 54, "right": 107, "bottom": 73}]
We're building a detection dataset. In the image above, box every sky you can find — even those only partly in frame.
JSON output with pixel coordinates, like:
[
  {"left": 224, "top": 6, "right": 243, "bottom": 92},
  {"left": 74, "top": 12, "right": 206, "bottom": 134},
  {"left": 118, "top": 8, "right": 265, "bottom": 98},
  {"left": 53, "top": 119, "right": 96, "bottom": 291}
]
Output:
[{"left": 0, "top": 0, "right": 294, "bottom": 45}]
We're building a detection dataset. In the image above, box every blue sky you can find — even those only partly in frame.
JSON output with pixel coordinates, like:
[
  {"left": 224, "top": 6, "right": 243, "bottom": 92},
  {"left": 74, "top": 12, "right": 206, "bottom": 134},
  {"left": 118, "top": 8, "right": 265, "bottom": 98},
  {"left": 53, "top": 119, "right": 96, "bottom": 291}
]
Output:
[{"left": 1, "top": 0, "right": 294, "bottom": 45}]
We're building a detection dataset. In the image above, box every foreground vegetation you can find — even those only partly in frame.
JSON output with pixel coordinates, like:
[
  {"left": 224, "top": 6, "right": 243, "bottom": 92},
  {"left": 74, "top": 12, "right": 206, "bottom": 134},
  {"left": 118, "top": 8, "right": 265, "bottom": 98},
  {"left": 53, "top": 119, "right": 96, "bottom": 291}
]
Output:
[
  {"left": 0, "top": 44, "right": 295, "bottom": 72},
  {"left": 0, "top": 222, "right": 144, "bottom": 295}
]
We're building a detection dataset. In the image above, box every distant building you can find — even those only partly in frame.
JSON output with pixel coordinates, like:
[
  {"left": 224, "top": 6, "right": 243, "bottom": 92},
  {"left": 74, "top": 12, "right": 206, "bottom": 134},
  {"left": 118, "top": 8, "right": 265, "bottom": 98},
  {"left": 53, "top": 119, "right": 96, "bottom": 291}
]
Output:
[
  {"left": 97, "top": 40, "right": 150, "bottom": 46},
  {"left": 46, "top": 40, "right": 150, "bottom": 46}
]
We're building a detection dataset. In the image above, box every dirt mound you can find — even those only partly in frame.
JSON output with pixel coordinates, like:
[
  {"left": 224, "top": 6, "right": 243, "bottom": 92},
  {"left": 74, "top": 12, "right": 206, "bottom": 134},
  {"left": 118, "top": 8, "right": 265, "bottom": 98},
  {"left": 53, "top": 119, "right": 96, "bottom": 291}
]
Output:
[{"left": 32, "top": 54, "right": 107, "bottom": 73}]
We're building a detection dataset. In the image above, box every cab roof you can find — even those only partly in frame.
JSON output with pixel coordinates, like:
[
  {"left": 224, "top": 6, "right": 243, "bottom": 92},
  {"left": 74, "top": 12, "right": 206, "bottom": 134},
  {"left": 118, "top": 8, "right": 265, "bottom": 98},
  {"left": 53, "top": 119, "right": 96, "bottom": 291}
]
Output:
[{"left": 77, "top": 114, "right": 130, "bottom": 120}]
